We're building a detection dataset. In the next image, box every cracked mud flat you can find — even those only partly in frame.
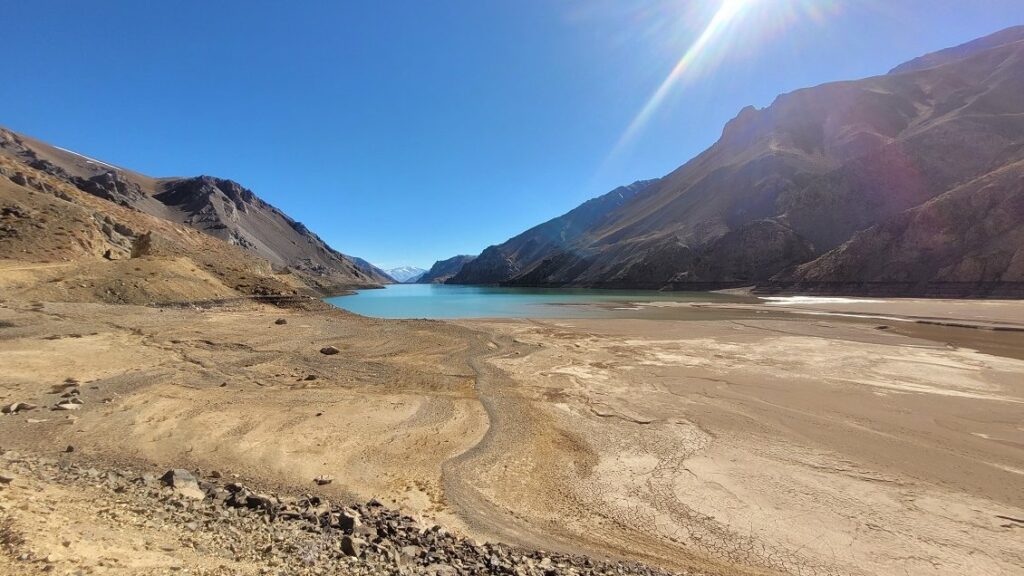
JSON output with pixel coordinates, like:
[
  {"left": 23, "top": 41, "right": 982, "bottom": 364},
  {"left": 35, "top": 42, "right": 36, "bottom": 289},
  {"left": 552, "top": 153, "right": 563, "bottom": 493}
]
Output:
[{"left": 1, "top": 298, "right": 1023, "bottom": 575}]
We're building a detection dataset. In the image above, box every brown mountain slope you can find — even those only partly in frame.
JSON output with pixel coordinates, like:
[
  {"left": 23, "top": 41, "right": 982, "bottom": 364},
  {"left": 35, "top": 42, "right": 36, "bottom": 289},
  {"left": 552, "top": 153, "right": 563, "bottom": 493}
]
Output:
[
  {"left": 0, "top": 129, "right": 384, "bottom": 303},
  {"left": 0, "top": 155, "right": 304, "bottom": 304},
  {"left": 0, "top": 127, "right": 390, "bottom": 290},
  {"left": 451, "top": 27, "right": 1024, "bottom": 294}
]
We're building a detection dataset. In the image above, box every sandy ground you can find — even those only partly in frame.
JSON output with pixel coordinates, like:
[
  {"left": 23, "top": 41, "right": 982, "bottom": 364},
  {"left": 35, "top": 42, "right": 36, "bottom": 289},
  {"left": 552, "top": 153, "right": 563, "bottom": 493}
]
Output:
[{"left": 1, "top": 297, "right": 1022, "bottom": 575}]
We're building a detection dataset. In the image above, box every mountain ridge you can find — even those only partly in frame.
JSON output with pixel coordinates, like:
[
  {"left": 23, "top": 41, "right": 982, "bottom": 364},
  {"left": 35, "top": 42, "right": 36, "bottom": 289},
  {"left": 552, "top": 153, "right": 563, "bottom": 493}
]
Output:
[{"left": 446, "top": 26, "right": 1024, "bottom": 296}]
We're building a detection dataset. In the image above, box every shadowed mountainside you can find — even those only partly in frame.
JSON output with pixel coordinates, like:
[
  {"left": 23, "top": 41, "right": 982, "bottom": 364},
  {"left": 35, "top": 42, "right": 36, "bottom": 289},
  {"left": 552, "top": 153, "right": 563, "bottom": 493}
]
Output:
[
  {"left": 450, "top": 27, "right": 1024, "bottom": 296},
  {"left": 418, "top": 255, "right": 477, "bottom": 284}
]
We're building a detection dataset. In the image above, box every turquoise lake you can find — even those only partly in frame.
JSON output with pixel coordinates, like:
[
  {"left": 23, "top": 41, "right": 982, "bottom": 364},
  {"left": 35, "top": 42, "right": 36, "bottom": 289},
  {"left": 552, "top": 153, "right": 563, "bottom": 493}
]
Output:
[{"left": 324, "top": 283, "right": 749, "bottom": 319}]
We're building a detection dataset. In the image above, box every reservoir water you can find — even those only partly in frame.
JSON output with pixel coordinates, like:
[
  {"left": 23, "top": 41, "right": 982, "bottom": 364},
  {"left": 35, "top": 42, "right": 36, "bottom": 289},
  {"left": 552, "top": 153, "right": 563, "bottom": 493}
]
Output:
[{"left": 324, "top": 283, "right": 749, "bottom": 319}]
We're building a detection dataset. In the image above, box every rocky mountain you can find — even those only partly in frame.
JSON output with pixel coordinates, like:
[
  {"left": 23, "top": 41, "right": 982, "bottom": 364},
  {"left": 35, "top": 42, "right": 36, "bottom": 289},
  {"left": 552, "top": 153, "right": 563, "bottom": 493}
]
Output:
[
  {"left": 386, "top": 266, "right": 427, "bottom": 283},
  {"left": 450, "top": 180, "right": 658, "bottom": 285},
  {"left": 0, "top": 127, "right": 390, "bottom": 295},
  {"left": 449, "top": 27, "right": 1024, "bottom": 295},
  {"left": 347, "top": 256, "right": 396, "bottom": 283},
  {"left": 779, "top": 159, "right": 1024, "bottom": 296},
  {"left": 418, "top": 255, "right": 476, "bottom": 284}
]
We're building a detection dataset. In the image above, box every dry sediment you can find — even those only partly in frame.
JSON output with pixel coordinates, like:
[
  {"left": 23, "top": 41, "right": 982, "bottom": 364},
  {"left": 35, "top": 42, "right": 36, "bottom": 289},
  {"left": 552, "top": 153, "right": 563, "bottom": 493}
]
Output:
[{"left": 1, "top": 298, "right": 1023, "bottom": 576}]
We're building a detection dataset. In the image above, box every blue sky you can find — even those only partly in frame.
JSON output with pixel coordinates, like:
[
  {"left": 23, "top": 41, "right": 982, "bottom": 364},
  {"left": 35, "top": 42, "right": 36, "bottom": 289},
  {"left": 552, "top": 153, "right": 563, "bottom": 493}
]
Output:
[{"left": 3, "top": 1, "right": 1023, "bottom": 269}]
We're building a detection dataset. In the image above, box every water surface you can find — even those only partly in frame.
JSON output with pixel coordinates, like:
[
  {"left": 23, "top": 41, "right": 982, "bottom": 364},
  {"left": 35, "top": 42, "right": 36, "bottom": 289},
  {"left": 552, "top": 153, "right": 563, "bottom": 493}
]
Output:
[{"left": 325, "top": 283, "right": 749, "bottom": 319}]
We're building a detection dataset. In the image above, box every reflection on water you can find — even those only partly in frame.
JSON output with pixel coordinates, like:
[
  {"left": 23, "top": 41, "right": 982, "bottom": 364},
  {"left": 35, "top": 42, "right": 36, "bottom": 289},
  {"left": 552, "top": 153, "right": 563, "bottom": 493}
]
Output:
[{"left": 325, "top": 284, "right": 751, "bottom": 319}]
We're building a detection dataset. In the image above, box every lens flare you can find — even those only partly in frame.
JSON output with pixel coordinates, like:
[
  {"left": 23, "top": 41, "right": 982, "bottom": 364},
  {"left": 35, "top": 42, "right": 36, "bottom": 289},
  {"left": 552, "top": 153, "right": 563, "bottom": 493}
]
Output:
[
  {"left": 604, "top": 0, "right": 842, "bottom": 163},
  {"left": 608, "top": 0, "right": 753, "bottom": 159}
]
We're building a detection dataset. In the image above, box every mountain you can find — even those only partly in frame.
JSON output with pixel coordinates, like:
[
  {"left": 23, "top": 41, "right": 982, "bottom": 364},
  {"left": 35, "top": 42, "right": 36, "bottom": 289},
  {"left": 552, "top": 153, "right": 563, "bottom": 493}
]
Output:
[
  {"left": 0, "top": 127, "right": 390, "bottom": 294},
  {"left": 418, "top": 255, "right": 476, "bottom": 284},
  {"left": 450, "top": 180, "right": 658, "bottom": 285},
  {"left": 780, "top": 159, "right": 1024, "bottom": 296},
  {"left": 449, "top": 27, "right": 1024, "bottom": 295},
  {"left": 0, "top": 127, "right": 386, "bottom": 303},
  {"left": 386, "top": 266, "right": 427, "bottom": 283},
  {"left": 348, "top": 256, "right": 396, "bottom": 283}
]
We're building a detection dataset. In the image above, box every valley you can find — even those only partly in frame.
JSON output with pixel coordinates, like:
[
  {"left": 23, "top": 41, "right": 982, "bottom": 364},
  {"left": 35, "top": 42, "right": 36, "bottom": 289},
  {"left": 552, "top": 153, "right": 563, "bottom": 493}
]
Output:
[{"left": 2, "top": 20, "right": 1024, "bottom": 576}]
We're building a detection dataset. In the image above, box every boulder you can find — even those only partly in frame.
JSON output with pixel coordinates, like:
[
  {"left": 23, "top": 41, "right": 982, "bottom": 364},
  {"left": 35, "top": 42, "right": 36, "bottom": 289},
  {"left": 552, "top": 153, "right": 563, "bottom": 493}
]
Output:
[
  {"left": 338, "top": 509, "right": 361, "bottom": 532},
  {"left": 320, "top": 346, "right": 340, "bottom": 355},
  {"left": 340, "top": 535, "right": 364, "bottom": 557},
  {"left": 160, "top": 469, "right": 205, "bottom": 500},
  {"left": 2, "top": 402, "right": 38, "bottom": 414},
  {"left": 130, "top": 231, "right": 175, "bottom": 258}
]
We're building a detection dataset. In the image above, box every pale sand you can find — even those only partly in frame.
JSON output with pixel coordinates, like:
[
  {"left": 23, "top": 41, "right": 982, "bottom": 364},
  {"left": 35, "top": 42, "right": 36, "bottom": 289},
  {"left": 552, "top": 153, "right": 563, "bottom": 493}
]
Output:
[{"left": 0, "top": 297, "right": 1022, "bottom": 575}]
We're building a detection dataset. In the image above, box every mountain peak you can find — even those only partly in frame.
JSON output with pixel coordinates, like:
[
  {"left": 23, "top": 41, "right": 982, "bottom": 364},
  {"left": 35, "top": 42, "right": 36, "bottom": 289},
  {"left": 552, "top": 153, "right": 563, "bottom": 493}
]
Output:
[{"left": 386, "top": 266, "right": 428, "bottom": 283}]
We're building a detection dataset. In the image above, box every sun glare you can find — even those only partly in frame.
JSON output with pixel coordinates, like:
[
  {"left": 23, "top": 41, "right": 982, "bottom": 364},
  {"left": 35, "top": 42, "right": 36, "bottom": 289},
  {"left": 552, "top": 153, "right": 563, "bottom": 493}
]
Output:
[{"left": 606, "top": 0, "right": 757, "bottom": 160}]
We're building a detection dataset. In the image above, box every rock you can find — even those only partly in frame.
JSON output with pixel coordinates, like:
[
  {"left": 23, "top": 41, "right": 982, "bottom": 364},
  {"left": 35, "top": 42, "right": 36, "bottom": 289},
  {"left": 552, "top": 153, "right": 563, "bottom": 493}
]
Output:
[
  {"left": 65, "top": 445, "right": 75, "bottom": 453},
  {"left": 245, "top": 493, "right": 278, "bottom": 513},
  {"left": 314, "top": 475, "right": 333, "bottom": 485},
  {"left": 2, "top": 402, "right": 38, "bottom": 414},
  {"left": 0, "top": 472, "right": 14, "bottom": 484},
  {"left": 338, "top": 510, "right": 361, "bottom": 532},
  {"left": 400, "top": 545, "right": 423, "bottom": 561},
  {"left": 340, "top": 535, "right": 364, "bottom": 557},
  {"left": 131, "top": 231, "right": 175, "bottom": 258},
  {"left": 274, "top": 318, "right": 287, "bottom": 325},
  {"left": 320, "top": 346, "right": 340, "bottom": 355},
  {"left": 160, "top": 469, "right": 206, "bottom": 500},
  {"left": 53, "top": 402, "right": 81, "bottom": 411},
  {"left": 304, "top": 374, "right": 317, "bottom": 381}
]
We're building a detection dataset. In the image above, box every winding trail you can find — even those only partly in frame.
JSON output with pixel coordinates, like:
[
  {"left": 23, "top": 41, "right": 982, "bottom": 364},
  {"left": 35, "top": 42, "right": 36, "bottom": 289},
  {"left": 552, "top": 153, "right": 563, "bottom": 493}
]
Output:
[{"left": 440, "top": 331, "right": 571, "bottom": 551}]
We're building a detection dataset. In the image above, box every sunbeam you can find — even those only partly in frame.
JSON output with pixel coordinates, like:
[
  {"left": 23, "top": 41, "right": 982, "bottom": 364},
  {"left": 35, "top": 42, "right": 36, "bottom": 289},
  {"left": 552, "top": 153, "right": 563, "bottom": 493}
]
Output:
[{"left": 607, "top": 0, "right": 755, "bottom": 160}]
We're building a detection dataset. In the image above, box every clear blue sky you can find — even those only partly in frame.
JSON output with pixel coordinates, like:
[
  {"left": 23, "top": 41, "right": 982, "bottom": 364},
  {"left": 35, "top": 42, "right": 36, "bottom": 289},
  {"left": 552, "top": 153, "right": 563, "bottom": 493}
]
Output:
[{"left": 3, "top": 1, "right": 1022, "bottom": 269}]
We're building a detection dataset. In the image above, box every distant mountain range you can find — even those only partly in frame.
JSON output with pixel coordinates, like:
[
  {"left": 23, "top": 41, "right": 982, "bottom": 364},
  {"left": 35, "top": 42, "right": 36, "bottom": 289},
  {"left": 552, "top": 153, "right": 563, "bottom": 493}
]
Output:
[
  {"left": 0, "top": 126, "right": 389, "bottom": 303},
  {"left": 386, "top": 266, "right": 427, "bottom": 283},
  {"left": 438, "top": 25, "right": 1024, "bottom": 297}
]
